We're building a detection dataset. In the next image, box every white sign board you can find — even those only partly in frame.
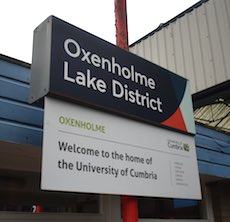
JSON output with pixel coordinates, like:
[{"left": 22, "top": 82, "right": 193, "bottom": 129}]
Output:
[{"left": 41, "top": 97, "right": 201, "bottom": 199}]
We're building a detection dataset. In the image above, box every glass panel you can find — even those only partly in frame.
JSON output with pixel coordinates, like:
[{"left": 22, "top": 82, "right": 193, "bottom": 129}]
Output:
[{"left": 138, "top": 197, "right": 205, "bottom": 219}]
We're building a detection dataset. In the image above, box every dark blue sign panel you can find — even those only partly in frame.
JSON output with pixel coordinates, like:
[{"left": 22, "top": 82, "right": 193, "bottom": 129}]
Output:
[{"left": 30, "top": 16, "right": 195, "bottom": 134}]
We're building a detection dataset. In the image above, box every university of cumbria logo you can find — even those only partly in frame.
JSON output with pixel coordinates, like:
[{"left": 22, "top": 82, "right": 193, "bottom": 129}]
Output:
[{"left": 167, "top": 139, "right": 190, "bottom": 152}]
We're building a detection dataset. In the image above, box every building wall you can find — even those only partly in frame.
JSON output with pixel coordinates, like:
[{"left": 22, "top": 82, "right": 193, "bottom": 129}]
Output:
[
  {"left": 209, "top": 180, "right": 230, "bottom": 222},
  {"left": 0, "top": 55, "right": 42, "bottom": 147},
  {"left": 130, "top": 0, "right": 230, "bottom": 94},
  {"left": 195, "top": 125, "right": 230, "bottom": 179},
  {"left": 1, "top": 54, "right": 229, "bottom": 179},
  {"left": 0, "top": 54, "right": 230, "bottom": 221}
]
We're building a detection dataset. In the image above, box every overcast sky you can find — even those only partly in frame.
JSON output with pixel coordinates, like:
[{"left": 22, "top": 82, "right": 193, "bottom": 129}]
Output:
[{"left": 0, "top": 0, "right": 198, "bottom": 63}]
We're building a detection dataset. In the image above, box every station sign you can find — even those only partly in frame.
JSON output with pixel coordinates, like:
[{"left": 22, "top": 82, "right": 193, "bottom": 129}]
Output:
[
  {"left": 41, "top": 97, "right": 201, "bottom": 199},
  {"left": 30, "top": 16, "right": 201, "bottom": 198},
  {"left": 30, "top": 16, "right": 195, "bottom": 134}
]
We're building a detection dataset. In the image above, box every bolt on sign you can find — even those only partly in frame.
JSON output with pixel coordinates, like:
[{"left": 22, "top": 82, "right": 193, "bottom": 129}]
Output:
[{"left": 30, "top": 16, "right": 201, "bottom": 199}]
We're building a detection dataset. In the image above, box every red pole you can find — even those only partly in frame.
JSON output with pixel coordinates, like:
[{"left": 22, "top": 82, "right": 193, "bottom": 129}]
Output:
[
  {"left": 122, "top": 195, "right": 138, "bottom": 222},
  {"left": 115, "top": 0, "right": 129, "bottom": 50},
  {"left": 114, "top": 1, "right": 138, "bottom": 222}
]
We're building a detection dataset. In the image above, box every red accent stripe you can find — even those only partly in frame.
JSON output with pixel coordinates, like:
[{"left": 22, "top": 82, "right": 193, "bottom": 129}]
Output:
[{"left": 162, "top": 108, "right": 187, "bottom": 132}]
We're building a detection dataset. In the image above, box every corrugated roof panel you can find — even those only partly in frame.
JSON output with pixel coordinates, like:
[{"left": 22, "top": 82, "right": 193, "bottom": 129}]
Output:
[
  {"left": 157, "top": 29, "right": 168, "bottom": 68},
  {"left": 179, "top": 14, "right": 197, "bottom": 93},
  {"left": 137, "top": 41, "right": 145, "bottom": 58},
  {"left": 206, "top": 0, "right": 226, "bottom": 84},
  {"left": 215, "top": 0, "right": 230, "bottom": 81},
  {"left": 188, "top": 7, "right": 207, "bottom": 91},
  {"left": 172, "top": 20, "right": 186, "bottom": 77},
  {"left": 197, "top": 3, "right": 216, "bottom": 90},
  {"left": 194, "top": 102, "right": 230, "bottom": 134},
  {"left": 130, "top": 0, "right": 230, "bottom": 94},
  {"left": 218, "top": 116, "right": 230, "bottom": 133},
  {"left": 165, "top": 24, "right": 176, "bottom": 73},
  {"left": 142, "top": 36, "right": 152, "bottom": 62},
  {"left": 149, "top": 35, "right": 160, "bottom": 64}
]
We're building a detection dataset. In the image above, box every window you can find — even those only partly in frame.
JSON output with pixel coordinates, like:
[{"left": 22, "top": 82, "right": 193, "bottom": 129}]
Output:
[{"left": 0, "top": 173, "right": 99, "bottom": 213}]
